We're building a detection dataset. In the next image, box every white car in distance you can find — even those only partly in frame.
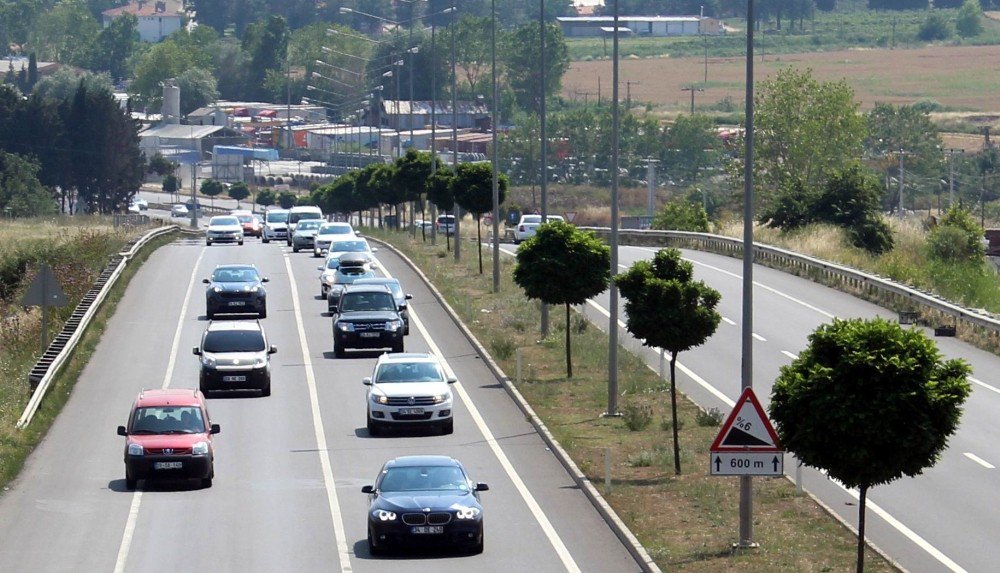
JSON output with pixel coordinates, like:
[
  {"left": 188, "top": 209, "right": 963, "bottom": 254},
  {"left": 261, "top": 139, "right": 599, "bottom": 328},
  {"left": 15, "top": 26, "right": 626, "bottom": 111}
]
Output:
[
  {"left": 313, "top": 222, "right": 358, "bottom": 257},
  {"left": 363, "top": 353, "right": 457, "bottom": 436},
  {"left": 513, "top": 214, "right": 565, "bottom": 244},
  {"left": 205, "top": 215, "right": 244, "bottom": 246}
]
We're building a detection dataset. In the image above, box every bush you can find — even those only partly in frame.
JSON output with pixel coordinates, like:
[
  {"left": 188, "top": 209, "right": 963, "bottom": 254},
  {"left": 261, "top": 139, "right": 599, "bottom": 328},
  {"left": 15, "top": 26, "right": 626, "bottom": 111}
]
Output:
[
  {"left": 628, "top": 450, "right": 655, "bottom": 467},
  {"left": 651, "top": 199, "right": 710, "bottom": 232},
  {"left": 696, "top": 407, "right": 724, "bottom": 427},
  {"left": 927, "top": 207, "right": 984, "bottom": 262},
  {"left": 918, "top": 13, "right": 953, "bottom": 41},
  {"left": 849, "top": 215, "right": 895, "bottom": 254},
  {"left": 956, "top": 0, "right": 984, "bottom": 38},
  {"left": 622, "top": 400, "right": 654, "bottom": 431},
  {"left": 490, "top": 336, "right": 516, "bottom": 361}
]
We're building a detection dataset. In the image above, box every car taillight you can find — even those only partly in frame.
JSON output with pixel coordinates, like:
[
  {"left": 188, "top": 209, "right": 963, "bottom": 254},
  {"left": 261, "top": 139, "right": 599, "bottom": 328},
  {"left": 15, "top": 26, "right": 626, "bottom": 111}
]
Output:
[{"left": 519, "top": 225, "right": 525, "bottom": 231}]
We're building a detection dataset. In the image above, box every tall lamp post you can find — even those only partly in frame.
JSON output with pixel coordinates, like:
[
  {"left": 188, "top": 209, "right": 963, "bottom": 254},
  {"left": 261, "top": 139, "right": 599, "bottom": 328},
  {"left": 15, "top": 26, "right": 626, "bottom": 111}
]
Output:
[
  {"left": 451, "top": 4, "right": 460, "bottom": 262},
  {"left": 491, "top": 0, "right": 500, "bottom": 292},
  {"left": 608, "top": 0, "right": 621, "bottom": 417},
  {"left": 539, "top": 0, "right": 549, "bottom": 336}
]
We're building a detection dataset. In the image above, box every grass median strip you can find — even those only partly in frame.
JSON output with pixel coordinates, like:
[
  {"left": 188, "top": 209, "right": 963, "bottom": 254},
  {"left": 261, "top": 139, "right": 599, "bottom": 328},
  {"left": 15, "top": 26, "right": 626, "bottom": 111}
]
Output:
[{"left": 370, "top": 227, "right": 896, "bottom": 572}]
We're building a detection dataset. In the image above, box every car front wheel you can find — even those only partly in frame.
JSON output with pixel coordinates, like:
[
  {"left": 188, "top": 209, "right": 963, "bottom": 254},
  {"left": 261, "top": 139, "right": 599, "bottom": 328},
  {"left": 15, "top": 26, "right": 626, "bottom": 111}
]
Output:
[
  {"left": 368, "top": 527, "right": 385, "bottom": 556},
  {"left": 367, "top": 415, "right": 380, "bottom": 437},
  {"left": 441, "top": 418, "right": 454, "bottom": 435}
]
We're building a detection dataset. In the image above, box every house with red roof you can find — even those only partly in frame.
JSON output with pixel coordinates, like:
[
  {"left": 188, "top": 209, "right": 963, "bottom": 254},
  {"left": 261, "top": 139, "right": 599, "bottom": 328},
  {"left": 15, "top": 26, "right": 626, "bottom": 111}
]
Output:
[{"left": 102, "top": 0, "right": 184, "bottom": 43}]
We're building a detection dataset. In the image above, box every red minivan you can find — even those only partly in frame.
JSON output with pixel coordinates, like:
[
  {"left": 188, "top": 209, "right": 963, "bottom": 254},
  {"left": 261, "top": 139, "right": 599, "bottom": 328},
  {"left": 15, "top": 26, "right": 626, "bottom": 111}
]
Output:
[{"left": 117, "top": 389, "right": 220, "bottom": 489}]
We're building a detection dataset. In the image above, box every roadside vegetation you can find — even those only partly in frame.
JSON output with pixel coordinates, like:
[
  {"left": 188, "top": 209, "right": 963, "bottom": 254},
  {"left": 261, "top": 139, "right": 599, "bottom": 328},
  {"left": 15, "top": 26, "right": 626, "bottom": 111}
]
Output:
[
  {"left": 366, "top": 225, "right": 895, "bottom": 572},
  {"left": 0, "top": 218, "right": 160, "bottom": 488}
]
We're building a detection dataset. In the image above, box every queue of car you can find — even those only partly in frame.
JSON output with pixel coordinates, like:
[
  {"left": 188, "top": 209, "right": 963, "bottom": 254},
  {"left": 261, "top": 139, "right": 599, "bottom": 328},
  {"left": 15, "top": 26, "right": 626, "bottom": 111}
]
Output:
[{"left": 117, "top": 205, "right": 486, "bottom": 556}]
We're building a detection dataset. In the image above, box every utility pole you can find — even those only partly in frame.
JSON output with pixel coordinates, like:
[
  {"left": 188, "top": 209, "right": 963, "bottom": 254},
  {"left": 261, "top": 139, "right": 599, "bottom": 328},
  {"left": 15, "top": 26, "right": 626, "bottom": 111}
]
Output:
[
  {"left": 645, "top": 159, "right": 658, "bottom": 217},
  {"left": 540, "top": 0, "right": 549, "bottom": 337},
  {"left": 896, "top": 149, "right": 912, "bottom": 216},
  {"left": 625, "top": 80, "right": 640, "bottom": 109},
  {"left": 681, "top": 86, "right": 703, "bottom": 114},
  {"left": 946, "top": 148, "right": 964, "bottom": 209},
  {"left": 607, "top": 0, "right": 621, "bottom": 418}
]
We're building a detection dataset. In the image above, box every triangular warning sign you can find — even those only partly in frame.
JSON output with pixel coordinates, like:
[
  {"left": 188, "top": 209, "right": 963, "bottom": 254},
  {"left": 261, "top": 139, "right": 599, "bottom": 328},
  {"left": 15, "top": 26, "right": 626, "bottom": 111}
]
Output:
[{"left": 710, "top": 387, "right": 782, "bottom": 452}]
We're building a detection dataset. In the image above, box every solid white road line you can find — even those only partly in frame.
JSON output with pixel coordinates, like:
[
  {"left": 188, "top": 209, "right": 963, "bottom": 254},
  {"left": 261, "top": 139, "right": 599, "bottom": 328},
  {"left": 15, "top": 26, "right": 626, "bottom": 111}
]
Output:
[
  {"left": 969, "top": 376, "right": 1000, "bottom": 396},
  {"left": 114, "top": 247, "right": 205, "bottom": 573},
  {"left": 963, "top": 452, "right": 995, "bottom": 469},
  {"left": 378, "top": 261, "right": 582, "bottom": 573},
  {"left": 781, "top": 350, "right": 799, "bottom": 361},
  {"left": 722, "top": 316, "right": 736, "bottom": 325},
  {"left": 285, "top": 254, "right": 353, "bottom": 573},
  {"left": 752, "top": 333, "right": 767, "bottom": 342}
]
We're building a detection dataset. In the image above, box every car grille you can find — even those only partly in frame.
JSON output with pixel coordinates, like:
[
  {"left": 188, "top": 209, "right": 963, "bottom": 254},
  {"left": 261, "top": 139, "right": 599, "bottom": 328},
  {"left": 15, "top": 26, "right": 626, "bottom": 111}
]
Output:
[
  {"left": 386, "top": 396, "right": 438, "bottom": 406},
  {"left": 353, "top": 322, "right": 386, "bottom": 332},
  {"left": 401, "top": 512, "right": 452, "bottom": 526},
  {"left": 219, "top": 291, "right": 254, "bottom": 300},
  {"left": 390, "top": 411, "right": 433, "bottom": 421},
  {"left": 146, "top": 447, "right": 192, "bottom": 455}
]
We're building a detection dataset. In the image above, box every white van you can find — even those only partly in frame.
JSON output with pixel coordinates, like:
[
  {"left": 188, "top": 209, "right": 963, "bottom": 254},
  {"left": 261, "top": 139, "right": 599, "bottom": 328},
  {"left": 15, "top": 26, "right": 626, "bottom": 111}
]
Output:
[
  {"left": 286, "top": 206, "right": 324, "bottom": 245},
  {"left": 262, "top": 209, "right": 289, "bottom": 243}
]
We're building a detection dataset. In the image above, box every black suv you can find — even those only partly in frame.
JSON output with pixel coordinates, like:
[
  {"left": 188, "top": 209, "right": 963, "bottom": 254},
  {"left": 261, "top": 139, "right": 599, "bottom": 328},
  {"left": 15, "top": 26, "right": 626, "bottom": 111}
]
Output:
[
  {"left": 331, "top": 285, "right": 405, "bottom": 358},
  {"left": 204, "top": 264, "right": 268, "bottom": 319}
]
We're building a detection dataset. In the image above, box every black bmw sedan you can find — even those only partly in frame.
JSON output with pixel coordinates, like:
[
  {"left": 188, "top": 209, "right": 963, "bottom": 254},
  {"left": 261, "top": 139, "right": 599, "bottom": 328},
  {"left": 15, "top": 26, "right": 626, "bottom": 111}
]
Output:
[
  {"left": 362, "top": 456, "right": 488, "bottom": 555},
  {"left": 204, "top": 264, "right": 268, "bottom": 319}
]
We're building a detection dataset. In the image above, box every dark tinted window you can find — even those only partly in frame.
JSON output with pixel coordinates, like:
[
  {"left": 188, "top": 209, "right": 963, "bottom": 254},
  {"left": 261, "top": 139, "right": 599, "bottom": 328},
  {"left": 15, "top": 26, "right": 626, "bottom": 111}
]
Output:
[
  {"left": 297, "top": 220, "right": 322, "bottom": 230},
  {"left": 379, "top": 466, "right": 468, "bottom": 492},
  {"left": 376, "top": 362, "right": 445, "bottom": 383},
  {"left": 203, "top": 330, "right": 265, "bottom": 352},
  {"left": 212, "top": 216, "right": 239, "bottom": 226},
  {"left": 211, "top": 267, "right": 259, "bottom": 282},
  {"left": 236, "top": 215, "right": 252, "bottom": 223},
  {"left": 266, "top": 212, "right": 288, "bottom": 223},
  {"left": 339, "top": 292, "right": 396, "bottom": 312},
  {"left": 289, "top": 212, "right": 322, "bottom": 224},
  {"left": 332, "top": 240, "right": 368, "bottom": 252},
  {"left": 131, "top": 406, "right": 205, "bottom": 434}
]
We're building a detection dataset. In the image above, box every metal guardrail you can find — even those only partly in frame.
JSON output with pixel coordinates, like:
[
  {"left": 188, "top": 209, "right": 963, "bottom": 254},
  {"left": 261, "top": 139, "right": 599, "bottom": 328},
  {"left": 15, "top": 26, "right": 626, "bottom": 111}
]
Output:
[
  {"left": 17, "top": 225, "right": 179, "bottom": 429},
  {"left": 580, "top": 227, "right": 1000, "bottom": 351}
]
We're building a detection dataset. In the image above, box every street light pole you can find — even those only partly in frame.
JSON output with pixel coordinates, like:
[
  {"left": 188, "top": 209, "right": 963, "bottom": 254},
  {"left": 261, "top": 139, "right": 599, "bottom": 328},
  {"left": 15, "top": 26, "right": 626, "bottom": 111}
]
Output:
[
  {"left": 491, "top": 0, "right": 500, "bottom": 292},
  {"left": 430, "top": 16, "right": 438, "bottom": 246},
  {"left": 540, "top": 0, "right": 549, "bottom": 337},
  {"left": 452, "top": 4, "right": 460, "bottom": 262},
  {"left": 608, "top": 0, "right": 621, "bottom": 417},
  {"left": 409, "top": 43, "right": 418, "bottom": 238}
]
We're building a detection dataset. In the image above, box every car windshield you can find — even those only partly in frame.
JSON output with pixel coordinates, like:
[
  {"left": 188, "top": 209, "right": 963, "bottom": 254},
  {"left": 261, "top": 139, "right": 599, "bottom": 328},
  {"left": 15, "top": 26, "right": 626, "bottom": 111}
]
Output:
[
  {"left": 319, "top": 225, "right": 352, "bottom": 235},
  {"left": 236, "top": 215, "right": 253, "bottom": 223},
  {"left": 131, "top": 406, "right": 205, "bottom": 435},
  {"left": 203, "top": 330, "right": 265, "bottom": 353},
  {"left": 336, "top": 269, "right": 374, "bottom": 284},
  {"left": 339, "top": 292, "right": 396, "bottom": 312},
  {"left": 379, "top": 466, "right": 469, "bottom": 493},
  {"left": 211, "top": 217, "right": 239, "bottom": 226},
  {"left": 297, "top": 221, "right": 322, "bottom": 230},
  {"left": 266, "top": 212, "right": 288, "bottom": 223},
  {"left": 522, "top": 215, "right": 542, "bottom": 224},
  {"left": 290, "top": 212, "right": 322, "bottom": 224},
  {"left": 376, "top": 362, "right": 445, "bottom": 383},
  {"left": 332, "top": 240, "right": 368, "bottom": 252},
  {"left": 211, "top": 268, "right": 259, "bottom": 283},
  {"left": 356, "top": 280, "right": 402, "bottom": 299}
]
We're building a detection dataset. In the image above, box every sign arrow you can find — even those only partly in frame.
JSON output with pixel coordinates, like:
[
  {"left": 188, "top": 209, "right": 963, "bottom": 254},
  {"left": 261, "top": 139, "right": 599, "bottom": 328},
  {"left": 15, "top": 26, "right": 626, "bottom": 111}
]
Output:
[
  {"left": 714, "top": 456, "right": 721, "bottom": 472},
  {"left": 772, "top": 456, "right": 780, "bottom": 472}
]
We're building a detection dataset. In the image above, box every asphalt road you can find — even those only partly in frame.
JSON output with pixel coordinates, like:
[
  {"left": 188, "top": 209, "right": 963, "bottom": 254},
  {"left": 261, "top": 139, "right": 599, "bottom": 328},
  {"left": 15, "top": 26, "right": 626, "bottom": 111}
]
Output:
[
  {"left": 549, "top": 243, "right": 1000, "bottom": 573},
  {"left": 0, "top": 235, "right": 642, "bottom": 572}
]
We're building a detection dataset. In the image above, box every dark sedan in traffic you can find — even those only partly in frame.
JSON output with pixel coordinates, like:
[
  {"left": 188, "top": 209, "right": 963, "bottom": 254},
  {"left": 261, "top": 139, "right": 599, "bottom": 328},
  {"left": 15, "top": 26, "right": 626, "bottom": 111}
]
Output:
[
  {"left": 204, "top": 264, "right": 268, "bottom": 319},
  {"left": 362, "top": 456, "right": 487, "bottom": 555}
]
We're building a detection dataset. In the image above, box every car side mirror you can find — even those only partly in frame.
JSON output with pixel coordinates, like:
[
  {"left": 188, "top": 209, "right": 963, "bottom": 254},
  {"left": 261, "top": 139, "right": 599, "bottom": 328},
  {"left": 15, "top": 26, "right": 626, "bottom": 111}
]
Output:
[
  {"left": 329, "top": 304, "right": 338, "bottom": 313},
  {"left": 405, "top": 294, "right": 413, "bottom": 300},
  {"left": 269, "top": 345, "right": 277, "bottom": 354},
  {"left": 362, "top": 377, "right": 373, "bottom": 386},
  {"left": 117, "top": 425, "right": 127, "bottom": 436},
  {"left": 262, "top": 277, "right": 270, "bottom": 283},
  {"left": 202, "top": 278, "right": 210, "bottom": 284},
  {"left": 475, "top": 482, "right": 489, "bottom": 492},
  {"left": 210, "top": 424, "right": 221, "bottom": 435},
  {"left": 361, "top": 485, "right": 374, "bottom": 494},
  {"left": 447, "top": 377, "right": 457, "bottom": 385},
  {"left": 355, "top": 231, "right": 363, "bottom": 237},
  {"left": 371, "top": 247, "right": 379, "bottom": 253},
  {"left": 193, "top": 347, "right": 201, "bottom": 355},
  {"left": 398, "top": 303, "right": 407, "bottom": 311},
  {"left": 317, "top": 266, "right": 324, "bottom": 271}
]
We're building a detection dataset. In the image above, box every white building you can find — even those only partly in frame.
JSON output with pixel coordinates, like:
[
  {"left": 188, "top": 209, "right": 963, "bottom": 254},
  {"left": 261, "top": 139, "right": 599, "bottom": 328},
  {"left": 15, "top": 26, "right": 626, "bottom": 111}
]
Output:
[
  {"left": 102, "top": 0, "right": 184, "bottom": 43},
  {"left": 556, "top": 16, "right": 723, "bottom": 38}
]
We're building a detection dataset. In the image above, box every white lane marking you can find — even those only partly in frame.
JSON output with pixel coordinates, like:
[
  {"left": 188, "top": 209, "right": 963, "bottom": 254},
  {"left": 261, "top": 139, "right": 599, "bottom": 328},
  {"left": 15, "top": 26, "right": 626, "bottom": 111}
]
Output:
[
  {"left": 285, "top": 254, "right": 353, "bottom": 573},
  {"left": 969, "top": 377, "right": 1000, "bottom": 396},
  {"left": 378, "top": 261, "right": 582, "bottom": 573},
  {"left": 781, "top": 350, "right": 799, "bottom": 360},
  {"left": 722, "top": 316, "right": 736, "bottom": 325},
  {"left": 583, "top": 299, "right": 734, "bottom": 408},
  {"left": 633, "top": 247, "right": 836, "bottom": 319},
  {"left": 752, "top": 333, "right": 767, "bottom": 342},
  {"left": 114, "top": 247, "right": 205, "bottom": 573},
  {"left": 963, "top": 452, "right": 995, "bottom": 469}
]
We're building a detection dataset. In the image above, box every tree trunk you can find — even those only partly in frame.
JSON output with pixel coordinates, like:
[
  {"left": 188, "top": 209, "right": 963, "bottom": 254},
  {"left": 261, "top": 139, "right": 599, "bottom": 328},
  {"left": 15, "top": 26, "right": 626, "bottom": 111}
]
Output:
[
  {"left": 565, "top": 303, "right": 572, "bottom": 378},
  {"left": 477, "top": 215, "right": 483, "bottom": 274},
  {"left": 857, "top": 485, "right": 868, "bottom": 573},
  {"left": 670, "top": 351, "right": 681, "bottom": 474}
]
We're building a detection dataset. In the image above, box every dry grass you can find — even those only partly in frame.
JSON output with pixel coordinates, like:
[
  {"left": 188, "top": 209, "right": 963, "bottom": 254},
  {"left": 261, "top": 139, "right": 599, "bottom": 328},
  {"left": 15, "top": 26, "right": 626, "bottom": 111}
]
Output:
[{"left": 368, "top": 226, "right": 896, "bottom": 572}]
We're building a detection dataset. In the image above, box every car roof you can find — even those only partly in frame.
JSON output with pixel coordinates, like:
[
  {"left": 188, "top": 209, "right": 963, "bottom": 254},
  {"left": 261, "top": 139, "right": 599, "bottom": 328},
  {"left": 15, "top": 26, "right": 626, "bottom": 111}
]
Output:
[
  {"left": 354, "top": 277, "right": 399, "bottom": 285},
  {"left": 205, "top": 320, "right": 263, "bottom": 332},
  {"left": 213, "top": 264, "right": 257, "bottom": 271},
  {"left": 385, "top": 455, "right": 460, "bottom": 468},
  {"left": 339, "top": 253, "right": 369, "bottom": 263},
  {"left": 321, "top": 222, "right": 352, "bottom": 228},
  {"left": 135, "top": 388, "right": 203, "bottom": 408},
  {"left": 232, "top": 210, "right": 253, "bottom": 216},
  {"left": 377, "top": 352, "right": 439, "bottom": 365}
]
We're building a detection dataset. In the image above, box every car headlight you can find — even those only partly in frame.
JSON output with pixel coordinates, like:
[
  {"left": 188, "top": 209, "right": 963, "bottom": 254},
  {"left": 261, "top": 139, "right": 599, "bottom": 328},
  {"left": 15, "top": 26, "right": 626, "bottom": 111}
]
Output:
[
  {"left": 250, "top": 285, "right": 260, "bottom": 292},
  {"left": 322, "top": 273, "right": 336, "bottom": 284},
  {"left": 385, "top": 320, "right": 402, "bottom": 332},
  {"left": 213, "top": 286, "right": 222, "bottom": 293},
  {"left": 252, "top": 356, "right": 267, "bottom": 368},
  {"left": 455, "top": 507, "right": 480, "bottom": 520},
  {"left": 127, "top": 443, "right": 144, "bottom": 456},
  {"left": 201, "top": 355, "right": 217, "bottom": 368},
  {"left": 337, "top": 322, "right": 354, "bottom": 332},
  {"left": 372, "top": 509, "right": 397, "bottom": 521},
  {"left": 431, "top": 392, "right": 450, "bottom": 404},
  {"left": 191, "top": 441, "right": 209, "bottom": 455},
  {"left": 371, "top": 392, "right": 389, "bottom": 405}
]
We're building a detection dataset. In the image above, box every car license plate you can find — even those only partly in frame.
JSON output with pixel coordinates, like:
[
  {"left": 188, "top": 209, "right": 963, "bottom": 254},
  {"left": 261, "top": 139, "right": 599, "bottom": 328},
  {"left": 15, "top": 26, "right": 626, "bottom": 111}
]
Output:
[
  {"left": 154, "top": 462, "right": 182, "bottom": 470},
  {"left": 222, "top": 375, "right": 246, "bottom": 382},
  {"left": 411, "top": 526, "right": 444, "bottom": 534},
  {"left": 360, "top": 332, "right": 380, "bottom": 338},
  {"left": 399, "top": 408, "right": 424, "bottom": 415},
  {"left": 228, "top": 301, "right": 246, "bottom": 306}
]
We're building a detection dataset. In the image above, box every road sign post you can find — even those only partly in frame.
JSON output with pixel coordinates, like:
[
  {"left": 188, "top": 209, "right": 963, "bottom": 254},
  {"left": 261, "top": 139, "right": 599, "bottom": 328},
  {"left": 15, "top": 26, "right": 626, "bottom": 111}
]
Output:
[{"left": 21, "top": 263, "right": 67, "bottom": 352}]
